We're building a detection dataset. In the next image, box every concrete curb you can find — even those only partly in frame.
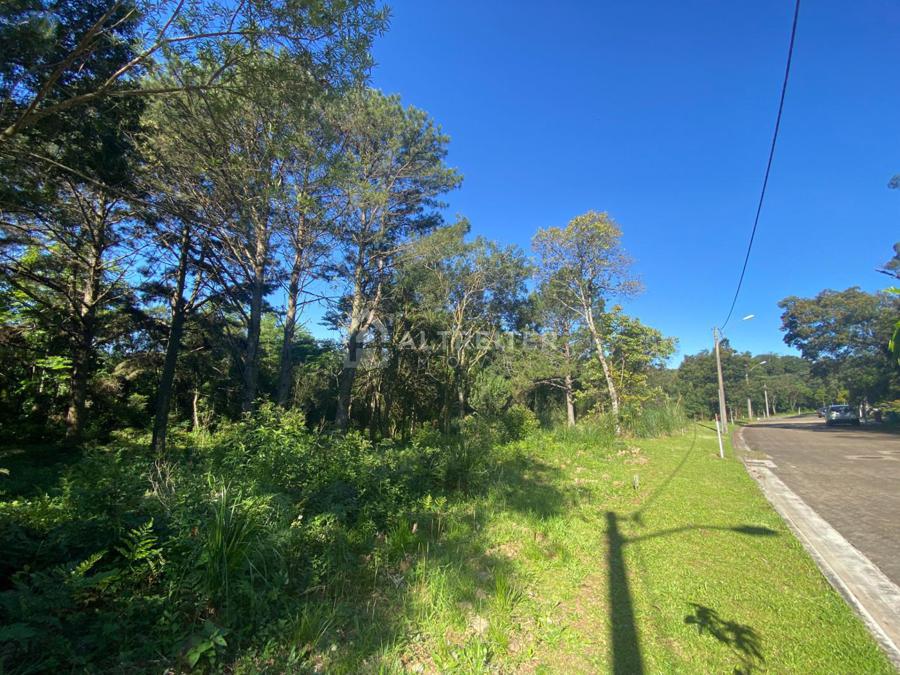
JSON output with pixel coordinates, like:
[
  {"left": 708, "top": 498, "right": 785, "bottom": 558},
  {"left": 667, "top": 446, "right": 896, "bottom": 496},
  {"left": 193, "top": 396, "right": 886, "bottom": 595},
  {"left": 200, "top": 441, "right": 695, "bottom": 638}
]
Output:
[{"left": 737, "top": 427, "right": 900, "bottom": 668}]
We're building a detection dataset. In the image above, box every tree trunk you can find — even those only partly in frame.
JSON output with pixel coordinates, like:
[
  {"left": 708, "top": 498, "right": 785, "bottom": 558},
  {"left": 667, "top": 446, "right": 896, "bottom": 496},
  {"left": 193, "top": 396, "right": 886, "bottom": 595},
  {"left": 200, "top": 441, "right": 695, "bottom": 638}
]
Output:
[
  {"left": 332, "top": 231, "right": 388, "bottom": 430},
  {"left": 457, "top": 377, "right": 466, "bottom": 418},
  {"left": 563, "top": 339, "right": 576, "bottom": 427},
  {"left": 151, "top": 223, "right": 191, "bottom": 455},
  {"left": 240, "top": 213, "right": 269, "bottom": 413},
  {"left": 585, "top": 308, "right": 620, "bottom": 430},
  {"left": 276, "top": 249, "right": 303, "bottom": 407},
  {"left": 192, "top": 389, "right": 201, "bottom": 429},
  {"left": 381, "top": 352, "right": 397, "bottom": 437},
  {"left": 65, "top": 235, "right": 103, "bottom": 440},
  {"left": 151, "top": 297, "right": 187, "bottom": 453},
  {"left": 564, "top": 373, "right": 576, "bottom": 427},
  {"left": 335, "top": 277, "right": 376, "bottom": 431},
  {"left": 440, "top": 378, "right": 453, "bottom": 433},
  {"left": 596, "top": 346, "right": 619, "bottom": 422},
  {"left": 368, "top": 387, "right": 380, "bottom": 441},
  {"left": 241, "top": 274, "right": 264, "bottom": 413},
  {"left": 335, "top": 326, "right": 361, "bottom": 431},
  {"left": 66, "top": 335, "right": 91, "bottom": 440}
]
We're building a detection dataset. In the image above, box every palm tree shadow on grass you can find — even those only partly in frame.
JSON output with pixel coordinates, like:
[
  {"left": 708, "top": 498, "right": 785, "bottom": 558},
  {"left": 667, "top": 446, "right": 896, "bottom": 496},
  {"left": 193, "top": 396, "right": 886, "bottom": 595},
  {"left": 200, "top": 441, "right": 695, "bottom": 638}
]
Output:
[
  {"left": 684, "top": 603, "right": 764, "bottom": 674},
  {"left": 605, "top": 512, "right": 776, "bottom": 675},
  {"left": 605, "top": 425, "right": 777, "bottom": 674}
]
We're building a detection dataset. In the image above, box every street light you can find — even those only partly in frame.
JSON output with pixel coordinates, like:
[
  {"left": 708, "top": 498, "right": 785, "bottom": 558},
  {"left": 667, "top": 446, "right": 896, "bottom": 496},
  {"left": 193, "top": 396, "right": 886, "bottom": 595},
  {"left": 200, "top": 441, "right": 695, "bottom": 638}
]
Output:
[
  {"left": 746, "top": 359, "right": 767, "bottom": 419},
  {"left": 713, "top": 313, "right": 758, "bottom": 433}
]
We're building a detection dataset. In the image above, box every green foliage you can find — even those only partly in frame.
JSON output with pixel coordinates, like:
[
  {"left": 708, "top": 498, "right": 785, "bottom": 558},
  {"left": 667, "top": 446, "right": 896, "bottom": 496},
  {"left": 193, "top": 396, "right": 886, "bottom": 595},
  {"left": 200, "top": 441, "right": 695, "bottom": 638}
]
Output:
[
  {"left": 532, "top": 211, "right": 651, "bottom": 427},
  {"left": 2, "top": 406, "right": 891, "bottom": 672},
  {"left": 0, "top": 406, "right": 528, "bottom": 671},
  {"left": 779, "top": 287, "right": 899, "bottom": 403},
  {"left": 184, "top": 620, "right": 229, "bottom": 672},
  {"left": 115, "top": 518, "right": 165, "bottom": 583},
  {"left": 470, "top": 369, "right": 514, "bottom": 417},
  {"left": 550, "top": 414, "right": 618, "bottom": 447},
  {"left": 462, "top": 402, "right": 540, "bottom": 452},
  {"left": 669, "top": 345, "right": 823, "bottom": 418},
  {"left": 199, "top": 482, "right": 271, "bottom": 618},
  {"left": 3, "top": 0, "right": 850, "bottom": 670}
]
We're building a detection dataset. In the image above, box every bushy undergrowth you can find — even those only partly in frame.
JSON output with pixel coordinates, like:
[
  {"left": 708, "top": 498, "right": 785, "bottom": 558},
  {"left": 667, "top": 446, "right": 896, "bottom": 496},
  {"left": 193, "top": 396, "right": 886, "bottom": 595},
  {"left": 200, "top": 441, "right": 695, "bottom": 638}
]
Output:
[
  {"left": 0, "top": 399, "right": 685, "bottom": 672},
  {"left": 0, "top": 405, "right": 532, "bottom": 673}
]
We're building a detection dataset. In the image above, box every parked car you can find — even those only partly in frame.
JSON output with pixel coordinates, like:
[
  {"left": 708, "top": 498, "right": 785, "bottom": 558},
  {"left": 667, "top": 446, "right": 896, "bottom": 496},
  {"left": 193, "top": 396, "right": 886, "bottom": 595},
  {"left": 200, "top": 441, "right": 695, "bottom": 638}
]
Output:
[
  {"left": 816, "top": 407, "right": 826, "bottom": 418},
  {"left": 825, "top": 404, "right": 860, "bottom": 426}
]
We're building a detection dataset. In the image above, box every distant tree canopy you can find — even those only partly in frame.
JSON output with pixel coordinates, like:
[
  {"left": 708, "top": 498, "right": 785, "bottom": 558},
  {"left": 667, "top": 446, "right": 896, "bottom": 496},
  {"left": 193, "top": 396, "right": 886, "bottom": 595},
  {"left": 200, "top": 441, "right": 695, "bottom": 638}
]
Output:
[
  {"left": 664, "top": 282, "right": 899, "bottom": 420},
  {"left": 664, "top": 342, "right": 818, "bottom": 419},
  {"left": 532, "top": 211, "right": 642, "bottom": 429},
  {"left": 879, "top": 242, "right": 900, "bottom": 365},
  {"left": 779, "top": 287, "right": 899, "bottom": 404}
]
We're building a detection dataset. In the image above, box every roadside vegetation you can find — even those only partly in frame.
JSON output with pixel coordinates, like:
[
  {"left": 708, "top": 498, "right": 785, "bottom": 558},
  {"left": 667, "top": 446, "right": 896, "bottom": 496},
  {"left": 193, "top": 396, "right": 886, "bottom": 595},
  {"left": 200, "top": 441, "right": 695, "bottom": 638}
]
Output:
[{"left": 2, "top": 409, "right": 892, "bottom": 672}]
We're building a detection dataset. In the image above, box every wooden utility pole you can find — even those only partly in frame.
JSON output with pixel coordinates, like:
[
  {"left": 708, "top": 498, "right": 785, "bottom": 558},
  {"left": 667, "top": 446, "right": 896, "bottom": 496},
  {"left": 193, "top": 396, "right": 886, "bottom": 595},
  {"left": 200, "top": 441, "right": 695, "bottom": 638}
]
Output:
[{"left": 713, "top": 327, "right": 728, "bottom": 433}]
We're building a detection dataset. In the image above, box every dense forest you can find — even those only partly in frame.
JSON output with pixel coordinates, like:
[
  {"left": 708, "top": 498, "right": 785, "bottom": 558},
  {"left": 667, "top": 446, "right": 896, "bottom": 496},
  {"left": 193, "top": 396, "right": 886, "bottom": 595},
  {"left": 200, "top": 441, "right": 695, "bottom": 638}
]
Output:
[
  {"left": 0, "top": 0, "right": 685, "bottom": 447},
  {"left": 1, "top": 0, "right": 898, "bottom": 670},
  {"left": 2, "top": 1, "right": 897, "bottom": 446}
]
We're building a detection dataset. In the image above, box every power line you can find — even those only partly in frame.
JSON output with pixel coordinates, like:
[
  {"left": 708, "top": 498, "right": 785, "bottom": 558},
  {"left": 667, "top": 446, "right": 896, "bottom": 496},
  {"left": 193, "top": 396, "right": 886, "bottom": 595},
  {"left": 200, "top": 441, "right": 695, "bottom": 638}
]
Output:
[{"left": 721, "top": 0, "right": 801, "bottom": 330}]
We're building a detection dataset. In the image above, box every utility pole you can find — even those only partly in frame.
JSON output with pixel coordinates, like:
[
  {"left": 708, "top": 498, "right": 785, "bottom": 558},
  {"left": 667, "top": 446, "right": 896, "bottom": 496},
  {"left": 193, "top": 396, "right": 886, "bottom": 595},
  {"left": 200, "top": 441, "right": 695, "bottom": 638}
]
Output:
[
  {"left": 764, "top": 383, "right": 770, "bottom": 418},
  {"left": 714, "top": 414, "right": 725, "bottom": 459},
  {"left": 745, "top": 371, "right": 752, "bottom": 419},
  {"left": 745, "top": 359, "right": 766, "bottom": 421},
  {"left": 713, "top": 327, "right": 728, "bottom": 433}
]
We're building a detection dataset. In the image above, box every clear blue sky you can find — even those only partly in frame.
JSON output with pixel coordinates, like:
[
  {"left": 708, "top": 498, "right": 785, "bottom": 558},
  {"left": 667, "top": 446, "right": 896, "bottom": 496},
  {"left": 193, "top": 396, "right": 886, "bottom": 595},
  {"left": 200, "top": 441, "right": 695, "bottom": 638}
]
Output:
[{"left": 363, "top": 0, "right": 900, "bottom": 363}]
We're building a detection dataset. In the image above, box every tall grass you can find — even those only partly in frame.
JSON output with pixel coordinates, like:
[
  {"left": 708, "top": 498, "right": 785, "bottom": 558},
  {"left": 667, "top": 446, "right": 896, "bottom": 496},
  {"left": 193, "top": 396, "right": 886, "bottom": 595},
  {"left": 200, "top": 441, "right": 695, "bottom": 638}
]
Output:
[
  {"left": 0, "top": 401, "right": 698, "bottom": 672},
  {"left": 549, "top": 401, "right": 687, "bottom": 445},
  {"left": 625, "top": 400, "right": 687, "bottom": 438},
  {"left": 200, "top": 480, "right": 270, "bottom": 620},
  {"left": 550, "top": 414, "right": 617, "bottom": 448}
]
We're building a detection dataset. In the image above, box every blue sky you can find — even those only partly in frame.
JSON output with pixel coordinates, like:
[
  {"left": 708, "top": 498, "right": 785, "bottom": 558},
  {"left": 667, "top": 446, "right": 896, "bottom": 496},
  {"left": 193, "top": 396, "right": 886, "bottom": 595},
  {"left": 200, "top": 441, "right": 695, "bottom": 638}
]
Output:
[{"left": 359, "top": 0, "right": 900, "bottom": 362}]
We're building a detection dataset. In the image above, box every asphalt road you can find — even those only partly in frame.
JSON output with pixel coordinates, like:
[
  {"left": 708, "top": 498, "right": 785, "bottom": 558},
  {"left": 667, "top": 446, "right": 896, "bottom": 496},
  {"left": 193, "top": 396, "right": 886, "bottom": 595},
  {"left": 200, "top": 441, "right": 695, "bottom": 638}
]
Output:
[{"left": 742, "top": 415, "right": 900, "bottom": 585}]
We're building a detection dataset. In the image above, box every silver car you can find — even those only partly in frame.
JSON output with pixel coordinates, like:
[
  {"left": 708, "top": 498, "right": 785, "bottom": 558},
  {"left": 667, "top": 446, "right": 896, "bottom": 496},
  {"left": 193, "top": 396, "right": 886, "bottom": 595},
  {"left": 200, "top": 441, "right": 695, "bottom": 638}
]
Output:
[{"left": 825, "top": 404, "right": 860, "bottom": 426}]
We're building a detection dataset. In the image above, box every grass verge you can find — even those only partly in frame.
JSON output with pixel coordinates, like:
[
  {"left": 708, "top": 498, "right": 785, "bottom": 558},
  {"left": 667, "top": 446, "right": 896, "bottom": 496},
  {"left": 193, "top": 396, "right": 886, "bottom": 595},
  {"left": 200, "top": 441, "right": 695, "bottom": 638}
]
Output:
[
  {"left": 285, "top": 423, "right": 893, "bottom": 673},
  {"left": 2, "top": 419, "right": 892, "bottom": 672}
]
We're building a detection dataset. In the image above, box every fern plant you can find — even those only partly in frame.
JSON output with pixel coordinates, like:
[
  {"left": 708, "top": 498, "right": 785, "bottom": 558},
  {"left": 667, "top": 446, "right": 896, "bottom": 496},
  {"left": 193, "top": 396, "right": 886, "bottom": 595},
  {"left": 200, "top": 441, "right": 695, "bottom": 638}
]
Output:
[{"left": 115, "top": 518, "right": 164, "bottom": 582}]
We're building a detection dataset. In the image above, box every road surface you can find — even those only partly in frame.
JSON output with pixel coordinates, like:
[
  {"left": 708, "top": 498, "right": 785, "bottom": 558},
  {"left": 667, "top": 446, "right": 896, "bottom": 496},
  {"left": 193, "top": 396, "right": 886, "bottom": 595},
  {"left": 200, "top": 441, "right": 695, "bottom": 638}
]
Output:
[{"left": 741, "top": 415, "right": 900, "bottom": 584}]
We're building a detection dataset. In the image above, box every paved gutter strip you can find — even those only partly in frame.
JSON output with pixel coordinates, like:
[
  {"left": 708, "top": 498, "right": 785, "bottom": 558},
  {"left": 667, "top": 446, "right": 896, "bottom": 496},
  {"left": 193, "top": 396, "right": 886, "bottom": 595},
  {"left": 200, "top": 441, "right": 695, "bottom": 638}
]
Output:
[{"left": 736, "top": 427, "right": 900, "bottom": 668}]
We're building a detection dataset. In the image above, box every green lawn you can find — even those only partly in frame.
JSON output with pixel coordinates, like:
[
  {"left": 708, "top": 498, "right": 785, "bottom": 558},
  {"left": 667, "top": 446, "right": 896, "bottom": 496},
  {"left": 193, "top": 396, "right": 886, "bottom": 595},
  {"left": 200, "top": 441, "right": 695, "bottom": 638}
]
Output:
[{"left": 268, "top": 423, "right": 893, "bottom": 673}]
